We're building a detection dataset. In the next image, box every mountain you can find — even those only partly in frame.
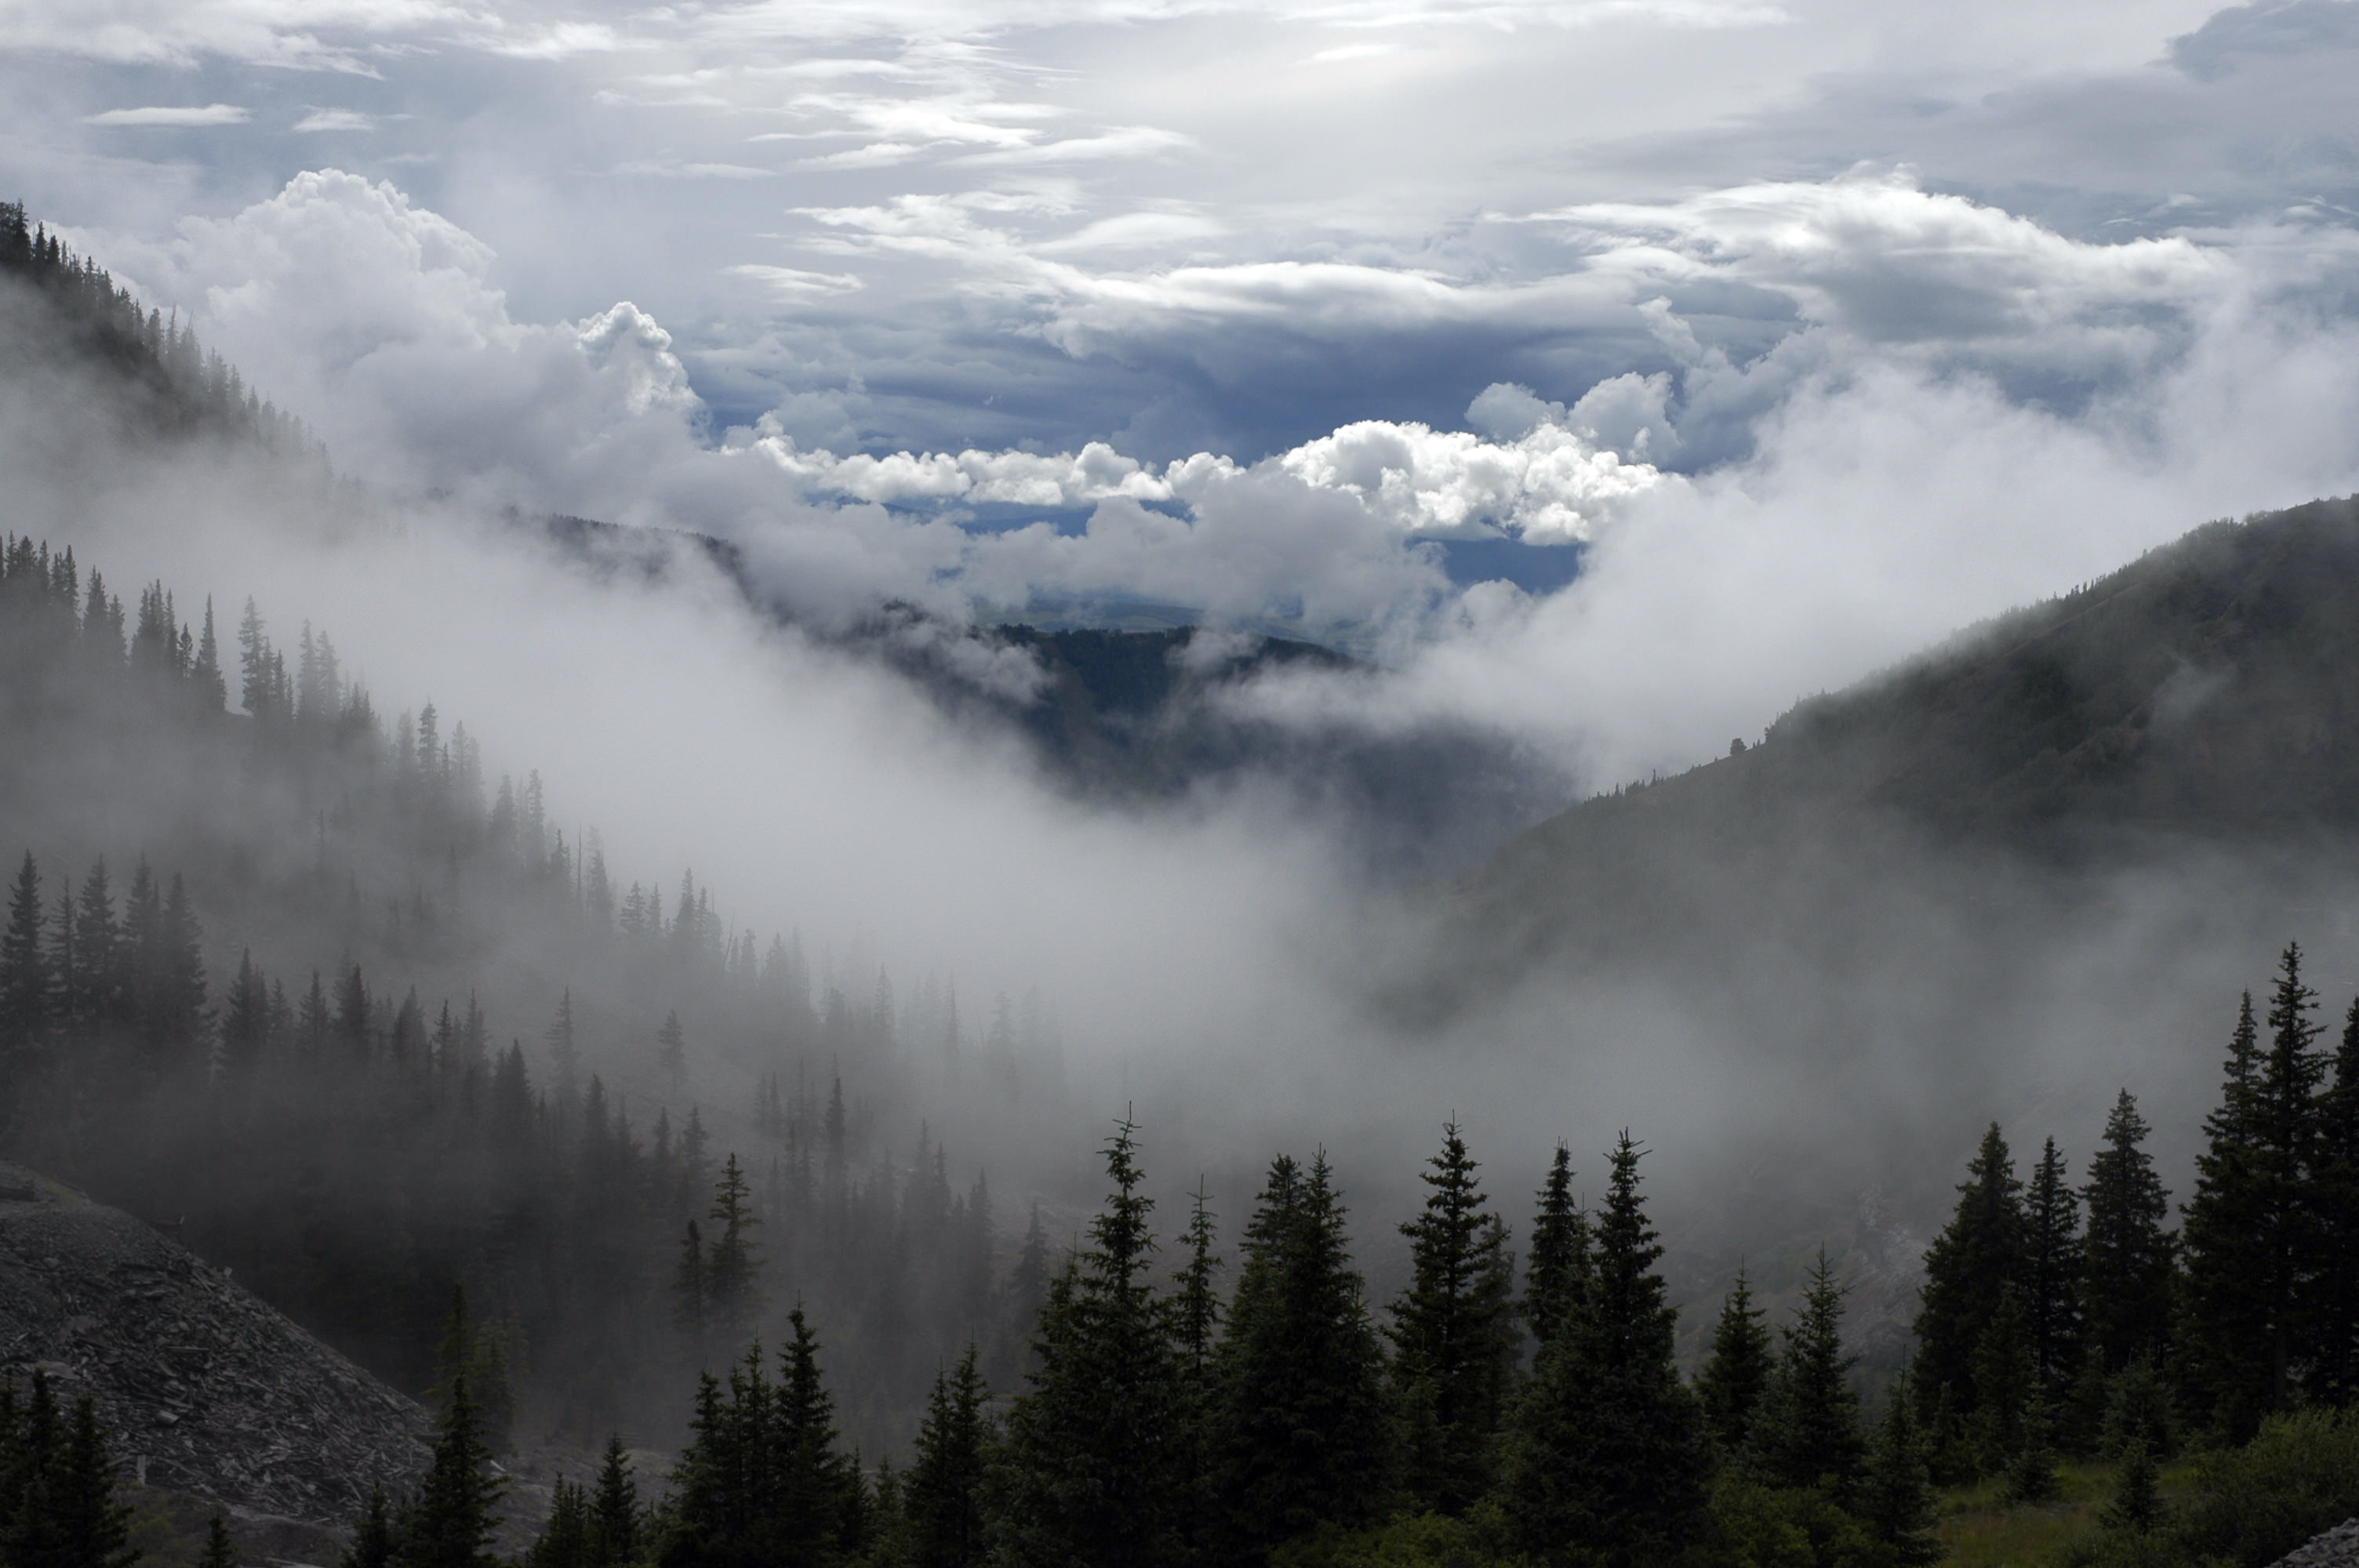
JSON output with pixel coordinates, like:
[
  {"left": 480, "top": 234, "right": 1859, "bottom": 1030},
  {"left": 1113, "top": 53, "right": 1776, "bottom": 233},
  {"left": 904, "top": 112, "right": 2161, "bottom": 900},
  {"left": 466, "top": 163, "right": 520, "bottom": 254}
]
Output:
[{"left": 1442, "top": 496, "right": 2359, "bottom": 994}]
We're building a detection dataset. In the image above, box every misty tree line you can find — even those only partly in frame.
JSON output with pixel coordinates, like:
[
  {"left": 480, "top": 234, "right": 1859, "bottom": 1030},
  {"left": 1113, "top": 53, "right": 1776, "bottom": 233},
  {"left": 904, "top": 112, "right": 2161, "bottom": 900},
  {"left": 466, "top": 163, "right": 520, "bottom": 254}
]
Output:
[
  {"left": 409, "top": 1115, "right": 1943, "bottom": 1568},
  {"left": 0, "top": 532, "right": 1060, "bottom": 1452},
  {"left": 0, "top": 201, "right": 320, "bottom": 459},
  {"left": 1903, "top": 942, "right": 2359, "bottom": 1485},
  {"left": 463, "top": 947, "right": 2359, "bottom": 1568}
]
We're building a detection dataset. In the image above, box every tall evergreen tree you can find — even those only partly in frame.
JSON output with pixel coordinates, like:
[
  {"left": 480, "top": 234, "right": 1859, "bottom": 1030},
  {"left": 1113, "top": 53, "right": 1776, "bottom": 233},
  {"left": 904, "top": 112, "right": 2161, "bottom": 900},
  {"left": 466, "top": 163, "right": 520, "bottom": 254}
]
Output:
[
  {"left": 1499, "top": 1132, "right": 1707, "bottom": 1568},
  {"left": 706, "top": 1155, "right": 764, "bottom": 1349},
  {"left": 0, "top": 852, "right": 48, "bottom": 1065},
  {"left": 2080, "top": 1090, "right": 2175, "bottom": 1377},
  {"left": 2023, "top": 1137, "right": 2081, "bottom": 1392},
  {"left": 199, "top": 1510, "right": 238, "bottom": 1568},
  {"left": 906, "top": 1347, "right": 989, "bottom": 1568},
  {"left": 1523, "top": 1142, "right": 1591, "bottom": 1352},
  {"left": 2317, "top": 1000, "right": 2359, "bottom": 1406},
  {"left": 342, "top": 1485, "right": 398, "bottom": 1568},
  {"left": 1913, "top": 1123, "right": 2023, "bottom": 1427},
  {"left": 988, "top": 1116, "right": 1190, "bottom": 1568},
  {"left": 1387, "top": 1121, "right": 1518, "bottom": 1515},
  {"left": 592, "top": 1435, "right": 640, "bottom": 1566},
  {"left": 399, "top": 1374, "right": 505, "bottom": 1568},
  {"left": 1751, "top": 1249, "right": 1866, "bottom": 1497},
  {"left": 1696, "top": 1267, "right": 1774, "bottom": 1457},
  {"left": 1858, "top": 1365, "right": 1943, "bottom": 1566},
  {"left": 2181, "top": 953, "right": 2324, "bottom": 1436},
  {"left": 1210, "top": 1149, "right": 1395, "bottom": 1556}
]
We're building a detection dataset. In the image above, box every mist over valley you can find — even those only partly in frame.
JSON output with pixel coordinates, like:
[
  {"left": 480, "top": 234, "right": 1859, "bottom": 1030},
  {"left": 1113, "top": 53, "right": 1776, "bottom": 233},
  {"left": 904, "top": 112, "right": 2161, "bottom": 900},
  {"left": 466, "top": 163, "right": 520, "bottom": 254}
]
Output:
[{"left": 9, "top": 2, "right": 2359, "bottom": 1557}]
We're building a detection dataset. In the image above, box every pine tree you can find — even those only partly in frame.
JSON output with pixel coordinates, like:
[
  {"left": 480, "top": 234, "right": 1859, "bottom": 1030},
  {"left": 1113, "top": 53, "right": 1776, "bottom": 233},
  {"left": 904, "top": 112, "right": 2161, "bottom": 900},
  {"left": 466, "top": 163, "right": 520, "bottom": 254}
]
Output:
[
  {"left": 1858, "top": 1365, "right": 1943, "bottom": 1565},
  {"left": 705, "top": 1155, "right": 763, "bottom": 1349},
  {"left": 343, "top": 1483, "right": 398, "bottom": 1567},
  {"left": 2023, "top": 1137, "right": 2081, "bottom": 1392},
  {"left": 1209, "top": 1149, "right": 1395, "bottom": 1555},
  {"left": 1173, "top": 1182, "right": 1221, "bottom": 1383},
  {"left": 398, "top": 1374, "right": 506, "bottom": 1568},
  {"left": 199, "top": 1509, "right": 238, "bottom": 1568},
  {"left": 1523, "top": 1142, "right": 1591, "bottom": 1351},
  {"left": 1913, "top": 1123, "right": 2023, "bottom": 1428},
  {"left": 2181, "top": 954, "right": 2322, "bottom": 1438},
  {"left": 1970, "top": 1285, "right": 2037, "bottom": 1470},
  {"left": 1696, "top": 1267, "right": 1774, "bottom": 1455},
  {"left": 0, "top": 851, "right": 49, "bottom": 1065},
  {"left": 907, "top": 1347, "right": 989, "bottom": 1568},
  {"left": 2321, "top": 1000, "right": 2359, "bottom": 1406},
  {"left": 989, "top": 1116, "right": 1190, "bottom": 1568},
  {"left": 656, "top": 1011, "right": 685, "bottom": 1089},
  {"left": 1387, "top": 1121, "right": 1518, "bottom": 1515},
  {"left": 1752, "top": 1249, "right": 1866, "bottom": 1497},
  {"left": 527, "top": 1477, "right": 591, "bottom": 1568},
  {"left": 2099, "top": 1438, "right": 2162, "bottom": 1534},
  {"left": 2080, "top": 1091, "right": 2175, "bottom": 1378},
  {"left": 592, "top": 1435, "right": 639, "bottom": 1566},
  {"left": 1500, "top": 1131, "right": 1707, "bottom": 1567},
  {"left": 674, "top": 1221, "right": 709, "bottom": 1362}
]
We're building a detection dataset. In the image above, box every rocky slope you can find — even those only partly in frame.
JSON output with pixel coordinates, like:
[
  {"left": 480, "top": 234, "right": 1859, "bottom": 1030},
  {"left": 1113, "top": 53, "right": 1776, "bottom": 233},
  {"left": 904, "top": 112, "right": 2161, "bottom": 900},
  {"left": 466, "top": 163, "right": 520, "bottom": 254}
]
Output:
[{"left": 0, "top": 1160, "right": 431, "bottom": 1525}]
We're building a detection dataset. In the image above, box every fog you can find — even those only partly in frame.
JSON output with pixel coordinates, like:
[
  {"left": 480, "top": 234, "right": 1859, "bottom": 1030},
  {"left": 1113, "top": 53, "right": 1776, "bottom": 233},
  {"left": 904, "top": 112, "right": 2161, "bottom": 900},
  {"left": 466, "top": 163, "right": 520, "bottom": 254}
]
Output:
[{"left": 11, "top": 249, "right": 2359, "bottom": 1340}]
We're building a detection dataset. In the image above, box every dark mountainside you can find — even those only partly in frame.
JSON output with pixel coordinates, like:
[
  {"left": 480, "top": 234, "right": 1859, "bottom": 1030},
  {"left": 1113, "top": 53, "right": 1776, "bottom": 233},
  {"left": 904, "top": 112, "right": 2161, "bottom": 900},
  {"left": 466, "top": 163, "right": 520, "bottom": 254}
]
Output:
[{"left": 1436, "top": 496, "right": 2359, "bottom": 1003}]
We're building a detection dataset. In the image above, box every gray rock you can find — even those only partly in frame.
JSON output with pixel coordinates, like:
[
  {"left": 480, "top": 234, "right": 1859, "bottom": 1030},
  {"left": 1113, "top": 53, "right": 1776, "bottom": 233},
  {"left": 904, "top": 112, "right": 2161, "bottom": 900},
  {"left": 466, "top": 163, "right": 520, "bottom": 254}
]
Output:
[
  {"left": 2276, "top": 1519, "right": 2359, "bottom": 1567},
  {"left": 0, "top": 1160, "right": 431, "bottom": 1526}
]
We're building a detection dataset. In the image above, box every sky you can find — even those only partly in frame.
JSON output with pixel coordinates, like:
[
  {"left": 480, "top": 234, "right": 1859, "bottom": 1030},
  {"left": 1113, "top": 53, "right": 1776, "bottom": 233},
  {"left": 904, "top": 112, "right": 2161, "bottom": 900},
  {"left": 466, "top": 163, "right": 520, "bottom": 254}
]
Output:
[{"left": 5, "top": 0, "right": 2359, "bottom": 789}]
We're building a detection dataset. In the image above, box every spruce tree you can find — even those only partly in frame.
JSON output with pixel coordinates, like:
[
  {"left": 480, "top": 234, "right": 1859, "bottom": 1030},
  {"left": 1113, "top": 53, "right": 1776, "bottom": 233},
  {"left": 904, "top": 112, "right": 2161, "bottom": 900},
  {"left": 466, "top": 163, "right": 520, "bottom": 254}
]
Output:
[
  {"left": 0, "top": 851, "right": 48, "bottom": 1065},
  {"left": 591, "top": 1435, "right": 640, "bottom": 1566},
  {"left": 1387, "top": 1121, "right": 1518, "bottom": 1515},
  {"left": 1969, "top": 1285, "right": 2037, "bottom": 1470},
  {"left": 1211, "top": 1149, "right": 1395, "bottom": 1555},
  {"left": 527, "top": 1477, "right": 591, "bottom": 1568},
  {"left": 2080, "top": 1091, "right": 2174, "bottom": 1377},
  {"left": 1523, "top": 1142, "right": 1591, "bottom": 1351},
  {"left": 989, "top": 1116, "right": 1190, "bottom": 1568},
  {"left": 2099, "top": 1438, "right": 2161, "bottom": 1534},
  {"left": 342, "top": 1480, "right": 396, "bottom": 1565},
  {"left": 1696, "top": 1267, "right": 1774, "bottom": 1455},
  {"left": 1859, "top": 1365, "right": 1943, "bottom": 1566},
  {"left": 1752, "top": 1249, "right": 1866, "bottom": 1497},
  {"left": 2319, "top": 998, "right": 2359, "bottom": 1406},
  {"left": 705, "top": 1155, "right": 764, "bottom": 1350},
  {"left": 200, "top": 1509, "right": 238, "bottom": 1568},
  {"left": 398, "top": 1374, "right": 505, "bottom": 1568},
  {"left": 1913, "top": 1123, "right": 2023, "bottom": 1428},
  {"left": 2180, "top": 956, "right": 2322, "bottom": 1438},
  {"left": 1499, "top": 1131, "right": 1707, "bottom": 1567},
  {"left": 907, "top": 1348, "right": 989, "bottom": 1568},
  {"left": 2023, "top": 1137, "right": 2081, "bottom": 1392}
]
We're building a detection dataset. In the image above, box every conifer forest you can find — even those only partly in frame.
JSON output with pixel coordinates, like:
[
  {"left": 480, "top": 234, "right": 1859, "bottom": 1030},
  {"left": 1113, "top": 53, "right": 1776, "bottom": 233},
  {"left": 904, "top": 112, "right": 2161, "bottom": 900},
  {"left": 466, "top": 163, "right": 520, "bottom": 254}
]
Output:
[{"left": 10, "top": 12, "right": 2359, "bottom": 1556}]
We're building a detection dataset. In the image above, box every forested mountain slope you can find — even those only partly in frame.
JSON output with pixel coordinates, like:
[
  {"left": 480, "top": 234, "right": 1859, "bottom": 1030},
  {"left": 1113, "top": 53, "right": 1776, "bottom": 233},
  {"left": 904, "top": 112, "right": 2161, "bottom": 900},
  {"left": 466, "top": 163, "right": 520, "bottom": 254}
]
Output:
[{"left": 1446, "top": 497, "right": 2359, "bottom": 992}]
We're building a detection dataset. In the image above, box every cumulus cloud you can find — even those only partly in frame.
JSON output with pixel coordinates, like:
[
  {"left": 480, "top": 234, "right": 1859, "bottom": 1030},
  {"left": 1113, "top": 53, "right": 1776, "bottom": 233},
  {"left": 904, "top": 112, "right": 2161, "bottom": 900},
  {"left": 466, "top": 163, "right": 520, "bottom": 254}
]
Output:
[{"left": 87, "top": 164, "right": 2359, "bottom": 729}]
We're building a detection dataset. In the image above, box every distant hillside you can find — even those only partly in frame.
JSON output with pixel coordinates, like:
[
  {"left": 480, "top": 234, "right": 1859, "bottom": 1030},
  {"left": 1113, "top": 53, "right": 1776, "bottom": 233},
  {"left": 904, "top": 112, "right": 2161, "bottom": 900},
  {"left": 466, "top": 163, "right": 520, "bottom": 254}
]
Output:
[
  {"left": 0, "top": 200, "right": 318, "bottom": 459},
  {"left": 1443, "top": 496, "right": 2359, "bottom": 994}
]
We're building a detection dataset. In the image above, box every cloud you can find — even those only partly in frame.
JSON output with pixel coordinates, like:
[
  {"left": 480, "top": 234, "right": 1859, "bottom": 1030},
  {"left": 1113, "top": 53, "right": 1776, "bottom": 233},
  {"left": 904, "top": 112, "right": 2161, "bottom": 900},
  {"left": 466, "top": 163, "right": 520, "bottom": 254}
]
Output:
[
  {"left": 729, "top": 264, "right": 867, "bottom": 296},
  {"left": 293, "top": 107, "right": 376, "bottom": 132},
  {"left": 2, "top": 0, "right": 461, "bottom": 68},
  {"left": 85, "top": 103, "right": 251, "bottom": 127}
]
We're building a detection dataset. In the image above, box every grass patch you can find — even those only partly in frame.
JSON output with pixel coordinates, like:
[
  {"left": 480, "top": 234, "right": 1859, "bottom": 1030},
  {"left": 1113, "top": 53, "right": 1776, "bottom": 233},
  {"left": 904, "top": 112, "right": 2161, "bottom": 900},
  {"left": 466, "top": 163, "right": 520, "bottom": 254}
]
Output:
[{"left": 1935, "top": 1459, "right": 2201, "bottom": 1567}]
